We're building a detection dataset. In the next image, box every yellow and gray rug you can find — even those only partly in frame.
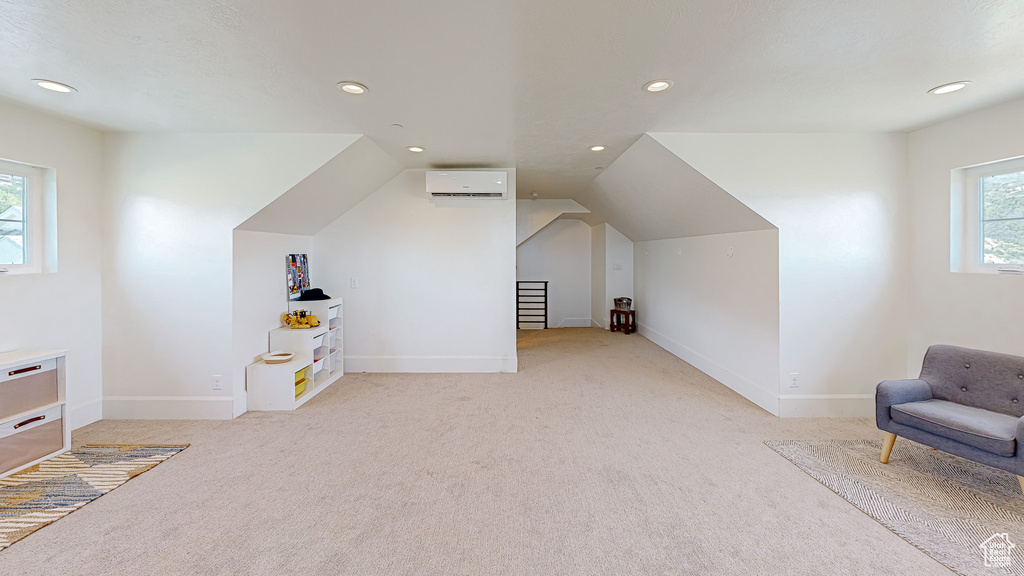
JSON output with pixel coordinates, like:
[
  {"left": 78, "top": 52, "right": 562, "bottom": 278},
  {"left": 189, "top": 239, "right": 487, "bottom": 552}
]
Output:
[
  {"left": 0, "top": 444, "right": 187, "bottom": 550},
  {"left": 767, "top": 439, "right": 1024, "bottom": 576}
]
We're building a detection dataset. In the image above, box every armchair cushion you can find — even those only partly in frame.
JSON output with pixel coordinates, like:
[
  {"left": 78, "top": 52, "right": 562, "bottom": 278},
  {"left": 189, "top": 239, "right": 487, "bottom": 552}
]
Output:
[{"left": 891, "top": 399, "right": 1019, "bottom": 457}]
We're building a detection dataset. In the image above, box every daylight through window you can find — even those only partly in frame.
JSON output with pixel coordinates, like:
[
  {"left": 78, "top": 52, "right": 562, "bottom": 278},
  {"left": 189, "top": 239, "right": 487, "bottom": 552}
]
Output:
[
  {"left": 980, "top": 169, "right": 1024, "bottom": 265},
  {"left": 0, "top": 171, "right": 27, "bottom": 265}
]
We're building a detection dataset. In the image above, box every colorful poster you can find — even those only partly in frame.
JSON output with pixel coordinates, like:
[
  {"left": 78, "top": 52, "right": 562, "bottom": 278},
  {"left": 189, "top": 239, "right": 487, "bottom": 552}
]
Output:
[{"left": 286, "top": 254, "right": 310, "bottom": 301}]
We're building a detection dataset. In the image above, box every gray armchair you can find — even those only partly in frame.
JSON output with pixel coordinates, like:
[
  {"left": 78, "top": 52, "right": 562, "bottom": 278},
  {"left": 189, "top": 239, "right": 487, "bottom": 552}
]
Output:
[{"left": 876, "top": 345, "right": 1024, "bottom": 491}]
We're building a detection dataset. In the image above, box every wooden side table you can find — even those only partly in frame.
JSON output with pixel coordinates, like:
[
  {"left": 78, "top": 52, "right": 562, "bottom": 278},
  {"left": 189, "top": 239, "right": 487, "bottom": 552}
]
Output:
[{"left": 610, "top": 309, "right": 636, "bottom": 334}]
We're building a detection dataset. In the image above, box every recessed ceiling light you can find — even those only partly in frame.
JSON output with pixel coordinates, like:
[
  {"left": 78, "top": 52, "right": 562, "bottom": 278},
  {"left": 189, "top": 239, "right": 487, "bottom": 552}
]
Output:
[
  {"left": 337, "top": 81, "right": 368, "bottom": 95},
  {"left": 32, "top": 79, "right": 76, "bottom": 93},
  {"left": 928, "top": 81, "right": 970, "bottom": 95},
  {"left": 407, "top": 146, "right": 425, "bottom": 152},
  {"left": 643, "top": 80, "right": 673, "bottom": 92},
  {"left": 590, "top": 145, "right": 606, "bottom": 152}
]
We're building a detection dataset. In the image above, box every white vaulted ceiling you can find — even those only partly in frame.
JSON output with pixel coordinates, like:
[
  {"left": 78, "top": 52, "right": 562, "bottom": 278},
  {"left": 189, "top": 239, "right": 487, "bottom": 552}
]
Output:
[
  {"left": 579, "top": 135, "right": 775, "bottom": 242},
  {"left": 3, "top": 0, "right": 1024, "bottom": 204}
]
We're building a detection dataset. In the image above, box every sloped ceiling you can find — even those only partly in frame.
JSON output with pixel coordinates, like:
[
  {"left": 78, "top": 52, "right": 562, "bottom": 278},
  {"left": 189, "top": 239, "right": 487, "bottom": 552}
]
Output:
[
  {"left": 516, "top": 199, "right": 590, "bottom": 245},
  {"left": 575, "top": 134, "right": 774, "bottom": 242},
  {"left": 237, "top": 135, "right": 403, "bottom": 235}
]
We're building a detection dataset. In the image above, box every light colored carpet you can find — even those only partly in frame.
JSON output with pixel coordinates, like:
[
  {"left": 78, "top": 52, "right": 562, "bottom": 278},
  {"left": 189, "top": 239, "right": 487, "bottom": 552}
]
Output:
[
  {"left": 0, "top": 445, "right": 187, "bottom": 550},
  {"left": 0, "top": 328, "right": 952, "bottom": 575},
  {"left": 767, "top": 440, "right": 1024, "bottom": 576}
]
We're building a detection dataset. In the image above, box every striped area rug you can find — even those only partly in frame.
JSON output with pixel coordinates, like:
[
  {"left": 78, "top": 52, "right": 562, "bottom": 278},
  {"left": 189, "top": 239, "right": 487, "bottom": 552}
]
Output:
[
  {"left": 0, "top": 444, "right": 187, "bottom": 550},
  {"left": 767, "top": 439, "right": 1024, "bottom": 576}
]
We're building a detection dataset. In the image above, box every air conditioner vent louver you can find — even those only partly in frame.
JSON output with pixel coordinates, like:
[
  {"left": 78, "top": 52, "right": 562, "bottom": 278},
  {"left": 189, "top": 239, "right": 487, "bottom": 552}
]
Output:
[
  {"left": 426, "top": 171, "right": 507, "bottom": 199},
  {"left": 429, "top": 192, "right": 504, "bottom": 198}
]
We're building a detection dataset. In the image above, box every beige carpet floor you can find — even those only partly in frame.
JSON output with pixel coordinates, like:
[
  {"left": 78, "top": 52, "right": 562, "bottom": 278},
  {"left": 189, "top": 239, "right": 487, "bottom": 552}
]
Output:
[{"left": 0, "top": 328, "right": 951, "bottom": 575}]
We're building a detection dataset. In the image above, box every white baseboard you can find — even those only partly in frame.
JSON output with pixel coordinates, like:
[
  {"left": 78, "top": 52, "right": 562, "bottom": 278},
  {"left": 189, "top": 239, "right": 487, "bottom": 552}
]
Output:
[
  {"left": 778, "top": 394, "right": 874, "bottom": 418},
  {"left": 591, "top": 319, "right": 608, "bottom": 330},
  {"left": 103, "top": 396, "right": 235, "bottom": 420},
  {"left": 344, "top": 355, "right": 518, "bottom": 373},
  {"left": 638, "top": 322, "right": 779, "bottom": 416},
  {"left": 556, "top": 318, "right": 592, "bottom": 328},
  {"left": 68, "top": 398, "right": 103, "bottom": 430}
]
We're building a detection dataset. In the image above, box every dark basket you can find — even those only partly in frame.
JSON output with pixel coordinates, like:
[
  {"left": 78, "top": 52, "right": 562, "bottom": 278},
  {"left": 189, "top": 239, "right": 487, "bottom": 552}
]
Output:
[{"left": 613, "top": 297, "right": 632, "bottom": 310}]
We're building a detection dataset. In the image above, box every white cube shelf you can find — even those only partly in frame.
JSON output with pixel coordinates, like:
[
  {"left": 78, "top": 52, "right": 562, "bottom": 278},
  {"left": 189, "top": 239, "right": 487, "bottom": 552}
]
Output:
[{"left": 246, "top": 298, "right": 344, "bottom": 411}]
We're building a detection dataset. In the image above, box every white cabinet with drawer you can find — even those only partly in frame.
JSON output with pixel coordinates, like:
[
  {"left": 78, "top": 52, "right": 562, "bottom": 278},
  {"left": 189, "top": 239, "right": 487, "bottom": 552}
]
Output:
[{"left": 0, "top": 350, "right": 70, "bottom": 479}]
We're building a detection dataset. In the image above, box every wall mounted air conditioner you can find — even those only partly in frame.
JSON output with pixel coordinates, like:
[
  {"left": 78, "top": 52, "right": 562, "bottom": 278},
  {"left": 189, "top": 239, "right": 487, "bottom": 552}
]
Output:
[{"left": 426, "top": 171, "right": 507, "bottom": 199}]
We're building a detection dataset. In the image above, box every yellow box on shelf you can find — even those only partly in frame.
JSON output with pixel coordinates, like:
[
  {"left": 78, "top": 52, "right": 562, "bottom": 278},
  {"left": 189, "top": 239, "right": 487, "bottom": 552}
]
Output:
[
  {"left": 294, "top": 378, "right": 308, "bottom": 398},
  {"left": 294, "top": 366, "right": 308, "bottom": 383}
]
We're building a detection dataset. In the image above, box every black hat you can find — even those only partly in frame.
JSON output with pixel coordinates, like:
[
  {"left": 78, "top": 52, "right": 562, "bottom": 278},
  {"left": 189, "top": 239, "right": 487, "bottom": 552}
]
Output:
[{"left": 297, "top": 288, "right": 331, "bottom": 301}]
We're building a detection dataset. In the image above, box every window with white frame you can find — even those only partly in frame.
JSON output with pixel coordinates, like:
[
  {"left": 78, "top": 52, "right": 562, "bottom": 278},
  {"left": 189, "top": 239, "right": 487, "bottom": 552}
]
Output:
[
  {"left": 0, "top": 159, "right": 46, "bottom": 272},
  {"left": 958, "top": 156, "right": 1024, "bottom": 272}
]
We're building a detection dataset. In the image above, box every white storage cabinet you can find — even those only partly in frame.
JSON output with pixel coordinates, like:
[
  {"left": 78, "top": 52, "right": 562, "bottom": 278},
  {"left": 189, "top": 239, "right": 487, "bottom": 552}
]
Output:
[
  {"left": 247, "top": 298, "right": 344, "bottom": 411},
  {"left": 0, "top": 350, "right": 70, "bottom": 479},
  {"left": 288, "top": 297, "right": 343, "bottom": 377}
]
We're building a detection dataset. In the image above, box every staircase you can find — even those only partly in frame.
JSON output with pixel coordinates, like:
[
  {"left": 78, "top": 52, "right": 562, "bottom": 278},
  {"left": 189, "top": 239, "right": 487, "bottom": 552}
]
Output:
[{"left": 516, "top": 281, "right": 548, "bottom": 329}]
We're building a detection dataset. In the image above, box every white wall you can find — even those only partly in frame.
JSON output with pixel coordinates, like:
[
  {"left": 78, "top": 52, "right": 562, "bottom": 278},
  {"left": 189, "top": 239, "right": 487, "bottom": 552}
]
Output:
[
  {"left": 516, "top": 199, "right": 589, "bottom": 245},
  {"left": 653, "top": 133, "right": 909, "bottom": 417},
  {"left": 590, "top": 223, "right": 606, "bottom": 328},
  {"left": 907, "top": 97, "right": 1024, "bottom": 369},
  {"left": 314, "top": 169, "right": 518, "bottom": 372},
  {"left": 0, "top": 100, "right": 104, "bottom": 429},
  {"left": 635, "top": 230, "right": 781, "bottom": 414},
  {"left": 231, "top": 230, "right": 313, "bottom": 415},
  {"left": 588, "top": 223, "right": 634, "bottom": 329},
  {"left": 604, "top": 224, "right": 634, "bottom": 325},
  {"left": 516, "top": 219, "right": 591, "bottom": 328},
  {"left": 237, "top": 136, "right": 402, "bottom": 235},
  {"left": 102, "top": 133, "right": 358, "bottom": 419}
]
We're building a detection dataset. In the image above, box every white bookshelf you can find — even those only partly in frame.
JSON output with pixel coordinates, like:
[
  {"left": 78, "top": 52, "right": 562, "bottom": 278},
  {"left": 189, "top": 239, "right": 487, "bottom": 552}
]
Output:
[
  {"left": 246, "top": 298, "right": 344, "bottom": 411},
  {"left": 288, "top": 297, "right": 343, "bottom": 377}
]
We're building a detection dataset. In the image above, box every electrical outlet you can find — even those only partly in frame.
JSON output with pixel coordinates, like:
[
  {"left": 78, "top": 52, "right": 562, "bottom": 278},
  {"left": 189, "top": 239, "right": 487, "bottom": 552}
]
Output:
[
  {"left": 350, "top": 277, "right": 359, "bottom": 289},
  {"left": 613, "top": 263, "right": 622, "bottom": 271},
  {"left": 212, "top": 375, "right": 223, "bottom": 390},
  {"left": 789, "top": 373, "right": 799, "bottom": 388}
]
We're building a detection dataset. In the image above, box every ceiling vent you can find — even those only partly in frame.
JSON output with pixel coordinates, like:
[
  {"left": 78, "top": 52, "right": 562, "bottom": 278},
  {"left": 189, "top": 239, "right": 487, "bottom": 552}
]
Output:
[{"left": 426, "top": 171, "right": 507, "bottom": 199}]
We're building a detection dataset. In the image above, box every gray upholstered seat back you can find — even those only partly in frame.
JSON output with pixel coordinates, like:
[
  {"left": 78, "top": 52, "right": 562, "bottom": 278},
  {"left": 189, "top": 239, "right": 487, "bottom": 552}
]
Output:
[{"left": 921, "top": 345, "right": 1024, "bottom": 417}]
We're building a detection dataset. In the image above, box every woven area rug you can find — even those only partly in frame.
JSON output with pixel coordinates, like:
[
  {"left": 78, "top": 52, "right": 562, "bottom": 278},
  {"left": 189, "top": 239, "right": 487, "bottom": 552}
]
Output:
[
  {"left": 766, "top": 439, "right": 1024, "bottom": 576},
  {"left": 0, "top": 444, "right": 187, "bottom": 550}
]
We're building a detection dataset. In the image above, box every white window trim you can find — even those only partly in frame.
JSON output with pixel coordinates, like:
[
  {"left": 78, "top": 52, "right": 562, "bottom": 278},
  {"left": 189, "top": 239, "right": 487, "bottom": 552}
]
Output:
[
  {"left": 954, "top": 155, "right": 1024, "bottom": 275},
  {"left": 0, "top": 159, "right": 45, "bottom": 275}
]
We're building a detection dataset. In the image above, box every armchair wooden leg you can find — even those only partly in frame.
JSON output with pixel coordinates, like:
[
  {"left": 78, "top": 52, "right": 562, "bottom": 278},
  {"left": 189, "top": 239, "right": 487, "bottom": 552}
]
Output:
[
  {"left": 1018, "top": 476, "right": 1024, "bottom": 495},
  {"left": 880, "top": 433, "right": 897, "bottom": 464}
]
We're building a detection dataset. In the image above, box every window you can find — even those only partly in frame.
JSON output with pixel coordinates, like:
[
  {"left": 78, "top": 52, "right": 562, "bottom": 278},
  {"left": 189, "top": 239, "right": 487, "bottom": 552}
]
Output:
[
  {"left": 0, "top": 159, "right": 47, "bottom": 274},
  {"left": 955, "top": 156, "right": 1024, "bottom": 273},
  {"left": 979, "top": 168, "right": 1024, "bottom": 265},
  {"left": 0, "top": 171, "right": 27, "bottom": 265}
]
